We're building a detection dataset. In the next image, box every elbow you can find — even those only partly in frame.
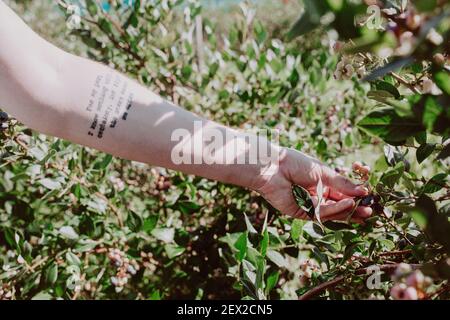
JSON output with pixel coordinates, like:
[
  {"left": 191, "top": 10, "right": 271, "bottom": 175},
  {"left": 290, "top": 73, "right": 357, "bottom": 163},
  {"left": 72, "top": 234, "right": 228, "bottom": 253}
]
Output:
[{"left": 2, "top": 56, "right": 70, "bottom": 139}]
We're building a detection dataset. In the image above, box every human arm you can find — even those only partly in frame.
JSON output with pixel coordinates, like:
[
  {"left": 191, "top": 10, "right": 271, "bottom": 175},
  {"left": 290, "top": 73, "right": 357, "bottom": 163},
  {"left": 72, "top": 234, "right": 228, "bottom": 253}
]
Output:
[{"left": 0, "top": 1, "right": 372, "bottom": 221}]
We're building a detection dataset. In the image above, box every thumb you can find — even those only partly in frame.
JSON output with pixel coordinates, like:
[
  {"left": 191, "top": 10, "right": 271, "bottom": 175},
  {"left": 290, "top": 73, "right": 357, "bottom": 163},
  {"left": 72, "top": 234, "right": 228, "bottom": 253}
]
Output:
[{"left": 321, "top": 166, "right": 368, "bottom": 197}]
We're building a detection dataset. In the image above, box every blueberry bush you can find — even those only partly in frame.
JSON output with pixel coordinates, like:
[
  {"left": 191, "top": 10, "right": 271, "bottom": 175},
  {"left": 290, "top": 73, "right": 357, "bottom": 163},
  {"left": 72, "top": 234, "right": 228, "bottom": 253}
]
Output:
[{"left": 0, "top": 0, "right": 449, "bottom": 300}]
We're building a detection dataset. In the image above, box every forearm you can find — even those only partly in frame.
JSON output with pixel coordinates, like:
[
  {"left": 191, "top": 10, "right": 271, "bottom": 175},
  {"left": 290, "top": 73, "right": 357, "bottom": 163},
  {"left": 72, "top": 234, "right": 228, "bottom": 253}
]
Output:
[
  {"left": 58, "top": 56, "right": 278, "bottom": 189},
  {"left": 0, "top": 2, "right": 277, "bottom": 190}
]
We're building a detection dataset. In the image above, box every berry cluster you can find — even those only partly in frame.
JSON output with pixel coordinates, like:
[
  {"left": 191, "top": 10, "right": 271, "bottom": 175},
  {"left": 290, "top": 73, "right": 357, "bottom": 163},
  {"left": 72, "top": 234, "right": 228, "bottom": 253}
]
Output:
[
  {"left": 299, "top": 259, "right": 321, "bottom": 286},
  {"left": 140, "top": 251, "right": 159, "bottom": 273},
  {"left": 0, "top": 282, "right": 13, "bottom": 300},
  {"left": 390, "top": 264, "right": 432, "bottom": 300},
  {"left": 108, "top": 175, "right": 126, "bottom": 192},
  {"left": 352, "top": 161, "right": 371, "bottom": 182},
  {"left": 107, "top": 248, "right": 140, "bottom": 293}
]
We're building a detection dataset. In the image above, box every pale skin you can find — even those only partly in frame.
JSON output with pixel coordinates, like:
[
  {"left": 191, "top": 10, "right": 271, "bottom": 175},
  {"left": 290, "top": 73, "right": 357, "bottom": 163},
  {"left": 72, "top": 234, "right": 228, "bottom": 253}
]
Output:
[{"left": 0, "top": 1, "right": 372, "bottom": 222}]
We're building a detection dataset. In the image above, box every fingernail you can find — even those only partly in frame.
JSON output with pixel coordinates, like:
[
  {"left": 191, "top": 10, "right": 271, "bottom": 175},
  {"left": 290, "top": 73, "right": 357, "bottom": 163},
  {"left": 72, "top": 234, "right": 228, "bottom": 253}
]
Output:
[{"left": 357, "top": 186, "right": 369, "bottom": 194}]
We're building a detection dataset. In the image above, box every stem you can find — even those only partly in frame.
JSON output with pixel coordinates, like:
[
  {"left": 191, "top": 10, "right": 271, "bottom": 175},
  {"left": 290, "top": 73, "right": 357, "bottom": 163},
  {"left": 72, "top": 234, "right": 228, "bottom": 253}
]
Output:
[
  {"left": 298, "top": 263, "right": 421, "bottom": 300},
  {"left": 390, "top": 72, "right": 421, "bottom": 94},
  {"left": 378, "top": 249, "right": 412, "bottom": 257}
]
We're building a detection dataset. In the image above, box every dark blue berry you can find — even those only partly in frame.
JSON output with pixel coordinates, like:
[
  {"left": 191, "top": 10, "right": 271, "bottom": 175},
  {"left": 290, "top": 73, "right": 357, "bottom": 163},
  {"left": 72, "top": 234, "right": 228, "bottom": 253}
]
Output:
[
  {"left": 358, "top": 195, "right": 374, "bottom": 207},
  {"left": 0, "top": 112, "right": 8, "bottom": 122}
]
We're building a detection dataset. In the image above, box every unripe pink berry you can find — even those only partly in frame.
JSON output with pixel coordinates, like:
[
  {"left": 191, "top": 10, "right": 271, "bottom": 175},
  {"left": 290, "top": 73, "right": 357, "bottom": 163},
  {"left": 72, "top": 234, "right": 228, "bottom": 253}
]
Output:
[
  {"left": 390, "top": 283, "right": 407, "bottom": 300},
  {"left": 403, "top": 287, "right": 419, "bottom": 300},
  {"left": 406, "top": 271, "right": 424, "bottom": 288}
]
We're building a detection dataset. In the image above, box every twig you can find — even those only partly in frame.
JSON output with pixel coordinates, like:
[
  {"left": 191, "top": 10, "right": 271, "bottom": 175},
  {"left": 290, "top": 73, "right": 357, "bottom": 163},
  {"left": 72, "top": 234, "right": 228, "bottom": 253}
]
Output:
[
  {"left": 425, "top": 283, "right": 449, "bottom": 300},
  {"left": 298, "top": 263, "right": 421, "bottom": 300},
  {"left": 82, "top": 17, "right": 145, "bottom": 67},
  {"left": 390, "top": 72, "right": 421, "bottom": 94},
  {"left": 378, "top": 249, "right": 412, "bottom": 257}
]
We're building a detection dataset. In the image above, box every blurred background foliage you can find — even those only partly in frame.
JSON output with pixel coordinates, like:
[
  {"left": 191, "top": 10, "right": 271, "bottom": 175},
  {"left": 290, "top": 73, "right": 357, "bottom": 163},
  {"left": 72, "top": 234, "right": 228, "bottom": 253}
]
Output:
[{"left": 0, "top": 0, "right": 448, "bottom": 300}]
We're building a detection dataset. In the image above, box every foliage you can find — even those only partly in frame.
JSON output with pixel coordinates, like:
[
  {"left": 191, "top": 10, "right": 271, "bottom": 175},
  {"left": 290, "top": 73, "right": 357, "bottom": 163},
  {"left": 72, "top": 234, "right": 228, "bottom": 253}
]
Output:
[{"left": 0, "top": 0, "right": 449, "bottom": 300}]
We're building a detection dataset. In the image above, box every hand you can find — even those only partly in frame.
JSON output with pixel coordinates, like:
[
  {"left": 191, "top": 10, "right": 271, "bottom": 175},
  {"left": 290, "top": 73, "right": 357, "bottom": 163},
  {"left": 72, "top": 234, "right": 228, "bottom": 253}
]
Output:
[{"left": 253, "top": 147, "right": 372, "bottom": 223}]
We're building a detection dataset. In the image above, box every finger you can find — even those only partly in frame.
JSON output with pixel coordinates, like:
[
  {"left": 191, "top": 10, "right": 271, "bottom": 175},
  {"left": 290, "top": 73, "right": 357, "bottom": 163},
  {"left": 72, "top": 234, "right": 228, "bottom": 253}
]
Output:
[
  {"left": 326, "top": 187, "right": 351, "bottom": 201},
  {"left": 324, "top": 207, "right": 372, "bottom": 223},
  {"left": 321, "top": 167, "right": 368, "bottom": 197},
  {"left": 318, "top": 198, "right": 355, "bottom": 219},
  {"left": 355, "top": 206, "right": 373, "bottom": 219},
  {"left": 309, "top": 186, "right": 343, "bottom": 201},
  {"left": 323, "top": 211, "right": 350, "bottom": 222}
]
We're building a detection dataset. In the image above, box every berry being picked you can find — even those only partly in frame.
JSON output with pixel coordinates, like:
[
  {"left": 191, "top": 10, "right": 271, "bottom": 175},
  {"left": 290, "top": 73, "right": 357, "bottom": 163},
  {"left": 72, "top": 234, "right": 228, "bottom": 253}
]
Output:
[
  {"left": 355, "top": 194, "right": 379, "bottom": 208},
  {"left": 360, "top": 195, "right": 374, "bottom": 207},
  {"left": 0, "top": 111, "right": 8, "bottom": 122}
]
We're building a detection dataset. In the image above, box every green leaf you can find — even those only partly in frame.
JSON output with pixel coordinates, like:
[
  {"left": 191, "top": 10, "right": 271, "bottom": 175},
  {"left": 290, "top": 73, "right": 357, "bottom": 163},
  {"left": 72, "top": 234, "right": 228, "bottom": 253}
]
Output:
[
  {"left": 266, "top": 250, "right": 287, "bottom": 268},
  {"left": 234, "top": 232, "right": 248, "bottom": 262},
  {"left": 93, "top": 154, "right": 113, "bottom": 170},
  {"left": 422, "top": 96, "right": 443, "bottom": 132},
  {"left": 422, "top": 173, "right": 448, "bottom": 194},
  {"left": 66, "top": 251, "right": 81, "bottom": 266},
  {"left": 437, "top": 143, "right": 450, "bottom": 160},
  {"left": 342, "top": 242, "right": 361, "bottom": 262},
  {"left": 380, "top": 162, "right": 405, "bottom": 188},
  {"left": 416, "top": 143, "right": 436, "bottom": 164},
  {"left": 434, "top": 71, "right": 450, "bottom": 95},
  {"left": 410, "top": 209, "right": 427, "bottom": 229},
  {"left": 375, "top": 81, "right": 401, "bottom": 99},
  {"left": 164, "top": 244, "right": 185, "bottom": 259},
  {"left": 315, "top": 178, "right": 324, "bottom": 225},
  {"left": 323, "top": 220, "right": 353, "bottom": 231},
  {"left": 244, "top": 213, "right": 257, "bottom": 234},
  {"left": 415, "top": 0, "right": 438, "bottom": 12},
  {"left": 265, "top": 271, "right": 279, "bottom": 295},
  {"left": 367, "top": 90, "right": 397, "bottom": 103},
  {"left": 150, "top": 290, "right": 161, "bottom": 300},
  {"left": 143, "top": 215, "right": 159, "bottom": 234},
  {"left": 126, "top": 210, "right": 143, "bottom": 232},
  {"left": 357, "top": 107, "right": 423, "bottom": 144},
  {"left": 260, "top": 230, "right": 269, "bottom": 258},
  {"left": 98, "top": 18, "right": 113, "bottom": 34},
  {"left": 58, "top": 226, "right": 79, "bottom": 240},
  {"left": 292, "top": 185, "right": 315, "bottom": 220},
  {"left": 290, "top": 219, "right": 303, "bottom": 242},
  {"left": 415, "top": 195, "right": 450, "bottom": 254},
  {"left": 151, "top": 228, "right": 175, "bottom": 243},
  {"left": 85, "top": 0, "right": 98, "bottom": 16},
  {"left": 326, "top": 0, "right": 343, "bottom": 11},
  {"left": 415, "top": 131, "right": 427, "bottom": 145},
  {"left": 31, "top": 292, "right": 53, "bottom": 300},
  {"left": 176, "top": 200, "right": 201, "bottom": 215},
  {"left": 39, "top": 178, "right": 62, "bottom": 191},
  {"left": 379, "top": 239, "right": 395, "bottom": 251},
  {"left": 45, "top": 263, "right": 58, "bottom": 285}
]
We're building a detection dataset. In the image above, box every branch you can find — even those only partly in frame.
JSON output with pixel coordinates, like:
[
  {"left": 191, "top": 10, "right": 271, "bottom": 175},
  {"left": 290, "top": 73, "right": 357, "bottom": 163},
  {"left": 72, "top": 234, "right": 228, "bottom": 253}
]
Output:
[
  {"left": 378, "top": 249, "right": 412, "bottom": 257},
  {"left": 82, "top": 17, "right": 146, "bottom": 68},
  {"left": 390, "top": 72, "right": 422, "bottom": 94},
  {"left": 298, "top": 263, "right": 421, "bottom": 300}
]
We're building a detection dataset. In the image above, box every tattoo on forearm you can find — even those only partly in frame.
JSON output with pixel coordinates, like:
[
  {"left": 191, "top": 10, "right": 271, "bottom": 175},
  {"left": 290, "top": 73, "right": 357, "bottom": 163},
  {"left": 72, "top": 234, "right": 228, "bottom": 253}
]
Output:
[{"left": 86, "top": 73, "right": 134, "bottom": 139}]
